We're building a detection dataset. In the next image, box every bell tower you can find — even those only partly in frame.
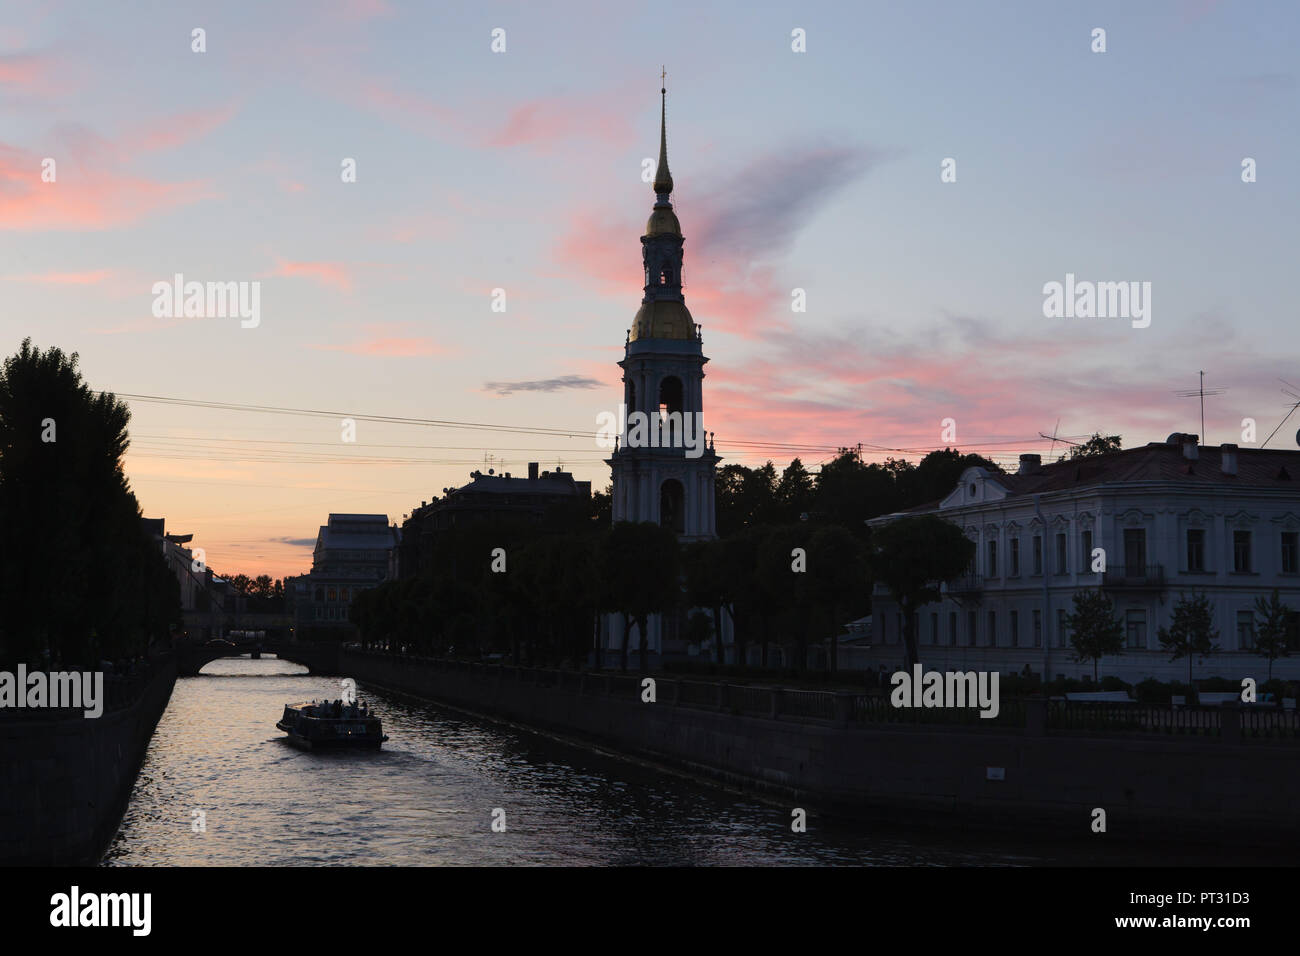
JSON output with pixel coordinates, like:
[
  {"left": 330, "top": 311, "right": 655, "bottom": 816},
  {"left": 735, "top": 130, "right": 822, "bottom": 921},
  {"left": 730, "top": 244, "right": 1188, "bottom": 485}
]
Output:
[{"left": 607, "top": 79, "right": 719, "bottom": 541}]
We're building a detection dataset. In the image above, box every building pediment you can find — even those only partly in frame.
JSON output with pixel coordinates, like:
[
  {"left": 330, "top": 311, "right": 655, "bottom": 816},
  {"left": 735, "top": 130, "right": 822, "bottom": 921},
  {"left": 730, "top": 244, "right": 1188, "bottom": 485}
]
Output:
[
  {"left": 1120, "top": 508, "right": 1151, "bottom": 527},
  {"left": 1226, "top": 509, "right": 1259, "bottom": 528},
  {"left": 1185, "top": 508, "right": 1211, "bottom": 526},
  {"left": 1271, "top": 512, "right": 1300, "bottom": 530},
  {"left": 940, "top": 466, "right": 1010, "bottom": 509}
]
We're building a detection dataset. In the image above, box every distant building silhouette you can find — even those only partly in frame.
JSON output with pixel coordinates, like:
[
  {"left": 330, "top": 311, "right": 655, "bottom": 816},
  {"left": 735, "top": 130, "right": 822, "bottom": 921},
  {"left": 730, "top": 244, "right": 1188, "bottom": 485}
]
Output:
[
  {"left": 293, "top": 513, "right": 398, "bottom": 637},
  {"left": 395, "top": 462, "right": 592, "bottom": 580}
]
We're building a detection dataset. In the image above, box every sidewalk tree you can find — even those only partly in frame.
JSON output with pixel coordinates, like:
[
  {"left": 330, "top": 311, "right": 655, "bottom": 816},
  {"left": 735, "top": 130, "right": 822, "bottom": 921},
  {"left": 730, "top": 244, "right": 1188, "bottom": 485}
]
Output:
[
  {"left": 1253, "top": 589, "right": 1292, "bottom": 682},
  {"left": 1158, "top": 590, "right": 1220, "bottom": 688},
  {"left": 1064, "top": 589, "right": 1125, "bottom": 682},
  {"left": 869, "top": 515, "right": 974, "bottom": 670}
]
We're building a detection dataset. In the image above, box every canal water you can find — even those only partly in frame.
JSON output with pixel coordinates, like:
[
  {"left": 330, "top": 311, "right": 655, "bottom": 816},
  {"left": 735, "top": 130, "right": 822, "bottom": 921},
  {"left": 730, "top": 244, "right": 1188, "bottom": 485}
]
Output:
[{"left": 102, "top": 656, "right": 1231, "bottom": 866}]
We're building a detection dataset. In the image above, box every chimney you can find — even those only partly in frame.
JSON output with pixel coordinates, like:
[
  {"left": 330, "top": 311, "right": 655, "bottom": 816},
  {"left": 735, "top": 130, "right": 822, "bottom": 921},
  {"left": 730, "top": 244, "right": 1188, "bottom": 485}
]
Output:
[
  {"left": 528, "top": 462, "right": 539, "bottom": 481},
  {"left": 1220, "top": 443, "right": 1238, "bottom": 475},
  {"left": 1181, "top": 434, "right": 1198, "bottom": 460},
  {"left": 1018, "top": 454, "right": 1041, "bottom": 475}
]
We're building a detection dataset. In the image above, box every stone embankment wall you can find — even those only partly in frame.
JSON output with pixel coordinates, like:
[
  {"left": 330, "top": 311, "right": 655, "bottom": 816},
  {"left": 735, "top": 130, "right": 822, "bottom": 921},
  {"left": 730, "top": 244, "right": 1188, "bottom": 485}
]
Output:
[{"left": 343, "top": 651, "right": 1300, "bottom": 846}]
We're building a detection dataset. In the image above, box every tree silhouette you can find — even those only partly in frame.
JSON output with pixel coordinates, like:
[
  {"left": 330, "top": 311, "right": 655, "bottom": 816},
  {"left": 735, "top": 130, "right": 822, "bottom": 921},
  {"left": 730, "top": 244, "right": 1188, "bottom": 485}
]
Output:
[
  {"left": 1158, "top": 591, "right": 1220, "bottom": 689},
  {"left": 1064, "top": 589, "right": 1125, "bottom": 683},
  {"left": 869, "top": 515, "right": 974, "bottom": 670}
]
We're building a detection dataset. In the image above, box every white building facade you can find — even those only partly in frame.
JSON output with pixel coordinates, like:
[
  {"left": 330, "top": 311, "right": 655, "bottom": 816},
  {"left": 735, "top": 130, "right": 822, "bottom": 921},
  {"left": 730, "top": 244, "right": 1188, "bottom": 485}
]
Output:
[{"left": 866, "top": 435, "right": 1300, "bottom": 683}]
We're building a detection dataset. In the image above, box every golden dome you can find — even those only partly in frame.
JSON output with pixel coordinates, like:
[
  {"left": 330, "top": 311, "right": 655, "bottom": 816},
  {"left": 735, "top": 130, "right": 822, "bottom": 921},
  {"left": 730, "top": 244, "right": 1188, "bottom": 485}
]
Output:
[
  {"left": 646, "top": 206, "right": 681, "bottom": 236},
  {"left": 631, "top": 300, "right": 695, "bottom": 341}
]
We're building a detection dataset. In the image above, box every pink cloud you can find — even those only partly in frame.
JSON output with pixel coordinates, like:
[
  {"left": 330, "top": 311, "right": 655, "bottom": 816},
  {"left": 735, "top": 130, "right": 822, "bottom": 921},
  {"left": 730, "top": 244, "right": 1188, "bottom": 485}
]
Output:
[
  {"left": 264, "top": 259, "right": 355, "bottom": 291},
  {"left": 2, "top": 268, "right": 113, "bottom": 284},
  {"left": 308, "top": 321, "right": 447, "bottom": 357},
  {"left": 0, "top": 140, "right": 216, "bottom": 230},
  {"left": 0, "top": 52, "right": 55, "bottom": 94},
  {"left": 310, "top": 337, "right": 443, "bottom": 358},
  {"left": 349, "top": 79, "right": 636, "bottom": 154},
  {"left": 128, "top": 104, "right": 240, "bottom": 155}
]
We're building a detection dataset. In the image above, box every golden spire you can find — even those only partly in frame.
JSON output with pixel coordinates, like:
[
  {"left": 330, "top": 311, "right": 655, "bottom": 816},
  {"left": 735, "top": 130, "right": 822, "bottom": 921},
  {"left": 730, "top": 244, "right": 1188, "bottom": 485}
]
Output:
[{"left": 653, "top": 68, "right": 673, "bottom": 195}]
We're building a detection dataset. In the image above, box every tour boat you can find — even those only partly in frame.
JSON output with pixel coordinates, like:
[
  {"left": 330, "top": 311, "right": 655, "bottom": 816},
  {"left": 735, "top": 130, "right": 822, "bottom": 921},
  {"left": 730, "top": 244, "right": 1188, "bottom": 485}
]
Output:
[{"left": 276, "top": 698, "right": 388, "bottom": 750}]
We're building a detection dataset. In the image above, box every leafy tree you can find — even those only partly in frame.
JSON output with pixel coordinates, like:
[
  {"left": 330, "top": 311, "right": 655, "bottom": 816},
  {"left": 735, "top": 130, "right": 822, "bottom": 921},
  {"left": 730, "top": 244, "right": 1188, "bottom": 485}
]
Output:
[
  {"left": 683, "top": 538, "right": 730, "bottom": 664},
  {"left": 773, "top": 458, "right": 815, "bottom": 522},
  {"left": 802, "top": 524, "right": 865, "bottom": 673},
  {"left": 869, "top": 515, "right": 974, "bottom": 669},
  {"left": 907, "top": 448, "right": 1003, "bottom": 507},
  {"left": 715, "top": 462, "right": 778, "bottom": 537},
  {"left": 755, "top": 525, "right": 809, "bottom": 669},
  {"left": 1253, "top": 589, "right": 1292, "bottom": 681},
  {"left": 1060, "top": 433, "right": 1122, "bottom": 462},
  {"left": 599, "top": 522, "right": 680, "bottom": 671},
  {"left": 1064, "top": 589, "right": 1125, "bottom": 682},
  {"left": 0, "top": 339, "right": 180, "bottom": 666},
  {"left": 1158, "top": 591, "right": 1220, "bottom": 688}
]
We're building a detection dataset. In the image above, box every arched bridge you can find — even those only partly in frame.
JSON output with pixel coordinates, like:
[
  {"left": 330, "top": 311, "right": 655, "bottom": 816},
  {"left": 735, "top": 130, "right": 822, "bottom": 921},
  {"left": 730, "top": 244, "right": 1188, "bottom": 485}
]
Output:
[{"left": 176, "top": 641, "right": 342, "bottom": 677}]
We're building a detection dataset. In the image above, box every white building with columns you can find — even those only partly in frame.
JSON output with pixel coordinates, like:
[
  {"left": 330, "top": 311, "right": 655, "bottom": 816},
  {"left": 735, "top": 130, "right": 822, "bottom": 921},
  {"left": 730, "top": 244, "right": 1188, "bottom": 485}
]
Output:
[{"left": 866, "top": 434, "right": 1300, "bottom": 684}]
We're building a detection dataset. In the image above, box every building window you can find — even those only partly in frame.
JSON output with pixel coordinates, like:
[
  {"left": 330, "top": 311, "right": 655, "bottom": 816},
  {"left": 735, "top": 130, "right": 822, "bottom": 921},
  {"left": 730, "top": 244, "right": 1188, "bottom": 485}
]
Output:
[
  {"left": 930, "top": 612, "right": 939, "bottom": 645},
  {"left": 1187, "top": 529, "right": 1206, "bottom": 572},
  {"left": 1010, "top": 610, "right": 1019, "bottom": 648},
  {"left": 896, "top": 613, "right": 903, "bottom": 644},
  {"left": 327, "top": 587, "right": 337, "bottom": 601},
  {"left": 949, "top": 611, "right": 957, "bottom": 647},
  {"left": 1282, "top": 532, "right": 1298, "bottom": 574},
  {"left": 1055, "top": 533, "right": 1068, "bottom": 575},
  {"left": 1057, "top": 608, "right": 1068, "bottom": 648},
  {"left": 1081, "top": 529, "right": 1093, "bottom": 572},
  {"left": 987, "top": 610, "right": 997, "bottom": 647},
  {"left": 1237, "top": 610, "right": 1256, "bottom": 650},
  {"left": 987, "top": 539, "right": 998, "bottom": 578},
  {"left": 1233, "top": 530, "right": 1252, "bottom": 573},
  {"left": 341, "top": 587, "right": 350, "bottom": 602},
  {"left": 1032, "top": 536, "right": 1043, "bottom": 575},
  {"left": 1125, "top": 609, "right": 1147, "bottom": 649},
  {"left": 968, "top": 610, "right": 977, "bottom": 647},
  {"left": 1123, "top": 528, "right": 1146, "bottom": 574},
  {"left": 1009, "top": 538, "right": 1020, "bottom": 576},
  {"left": 1033, "top": 609, "right": 1042, "bottom": 648}
]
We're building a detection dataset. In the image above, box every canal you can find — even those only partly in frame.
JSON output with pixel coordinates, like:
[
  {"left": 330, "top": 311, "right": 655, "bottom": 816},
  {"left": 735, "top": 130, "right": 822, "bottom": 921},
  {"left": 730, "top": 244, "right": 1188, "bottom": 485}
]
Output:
[{"left": 102, "top": 656, "right": 1231, "bottom": 866}]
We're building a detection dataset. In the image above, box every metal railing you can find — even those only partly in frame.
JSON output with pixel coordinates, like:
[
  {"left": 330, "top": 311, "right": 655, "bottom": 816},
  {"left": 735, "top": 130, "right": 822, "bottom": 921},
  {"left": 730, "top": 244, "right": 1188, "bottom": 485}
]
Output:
[{"left": 340, "top": 650, "right": 1299, "bottom": 742}]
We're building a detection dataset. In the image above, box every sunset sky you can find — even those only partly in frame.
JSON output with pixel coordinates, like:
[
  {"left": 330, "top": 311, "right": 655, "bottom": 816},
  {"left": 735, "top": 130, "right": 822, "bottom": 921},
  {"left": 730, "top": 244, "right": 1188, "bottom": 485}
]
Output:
[{"left": 2, "top": 0, "right": 1297, "bottom": 578}]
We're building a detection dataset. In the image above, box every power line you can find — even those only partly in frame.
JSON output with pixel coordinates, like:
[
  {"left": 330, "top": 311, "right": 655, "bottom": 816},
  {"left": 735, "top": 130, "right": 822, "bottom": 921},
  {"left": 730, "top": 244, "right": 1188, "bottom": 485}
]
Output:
[{"left": 109, "top": 390, "right": 1070, "bottom": 459}]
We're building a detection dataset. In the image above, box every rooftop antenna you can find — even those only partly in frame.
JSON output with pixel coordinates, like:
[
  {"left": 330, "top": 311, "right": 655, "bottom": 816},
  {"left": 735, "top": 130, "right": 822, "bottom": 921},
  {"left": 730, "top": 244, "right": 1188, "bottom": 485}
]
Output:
[
  {"left": 1261, "top": 379, "right": 1300, "bottom": 448},
  {"left": 1173, "top": 371, "right": 1226, "bottom": 445},
  {"left": 1045, "top": 418, "right": 1061, "bottom": 460}
]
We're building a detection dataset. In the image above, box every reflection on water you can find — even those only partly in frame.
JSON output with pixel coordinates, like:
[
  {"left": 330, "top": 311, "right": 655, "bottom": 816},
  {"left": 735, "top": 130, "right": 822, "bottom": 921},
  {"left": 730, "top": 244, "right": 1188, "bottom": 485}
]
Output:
[{"left": 103, "top": 656, "right": 1209, "bottom": 866}]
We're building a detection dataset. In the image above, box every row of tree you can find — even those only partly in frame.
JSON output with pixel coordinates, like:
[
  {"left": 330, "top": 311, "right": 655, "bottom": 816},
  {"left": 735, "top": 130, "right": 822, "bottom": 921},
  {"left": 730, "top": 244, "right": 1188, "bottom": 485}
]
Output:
[
  {"left": 350, "top": 508, "right": 978, "bottom": 673},
  {"left": 1064, "top": 588, "right": 1297, "bottom": 683},
  {"left": 0, "top": 340, "right": 181, "bottom": 667}
]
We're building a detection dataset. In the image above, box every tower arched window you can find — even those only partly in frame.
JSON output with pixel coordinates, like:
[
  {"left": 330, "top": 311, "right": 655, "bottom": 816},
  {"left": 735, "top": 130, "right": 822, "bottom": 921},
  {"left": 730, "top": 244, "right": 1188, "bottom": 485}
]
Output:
[
  {"left": 627, "top": 380, "right": 636, "bottom": 414},
  {"left": 660, "top": 479, "right": 685, "bottom": 535},
  {"left": 658, "top": 376, "right": 684, "bottom": 414},
  {"left": 658, "top": 375, "right": 684, "bottom": 448}
]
